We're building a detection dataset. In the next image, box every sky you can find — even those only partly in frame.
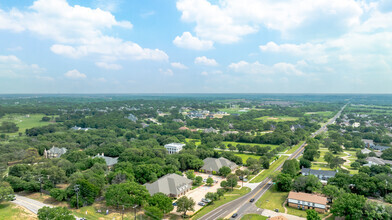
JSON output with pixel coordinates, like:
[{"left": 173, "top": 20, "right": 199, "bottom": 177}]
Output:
[{"left": 0, "top": 0, "right": 391, "bottom": 94}]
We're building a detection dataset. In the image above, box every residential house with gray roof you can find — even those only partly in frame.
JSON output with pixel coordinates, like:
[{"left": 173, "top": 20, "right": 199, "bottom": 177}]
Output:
[
  {"left": 44, "top": 146, "right": 67, "bottom": 159},
  {"left": 201, "top": 157, "right": 237, "bottom": 174},
  {"left": 144, "top": 173, "right": 192, "bottom": 197},
  {"left": 93, "top": 153, "right": 118, "bottom": 168},
  {"left": 301, "top": 168, "right": 336, "bottom": 183}
]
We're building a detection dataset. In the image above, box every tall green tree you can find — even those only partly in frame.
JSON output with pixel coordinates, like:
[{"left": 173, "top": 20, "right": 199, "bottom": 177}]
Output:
[
  {"left": 148, "top": 192, "right": 173, "bottom": 214},
  {"left": 176, "top": 196, "right": 195, "bottom": 218},
  {"left": 37, "top": 207, "right": 75, "bottom": 220},
  {"left": 331, "top": 193, "right": 366, "bottom": 220},
  {"left": 306, "top": 209, "right": 321, "bottom": 220}
]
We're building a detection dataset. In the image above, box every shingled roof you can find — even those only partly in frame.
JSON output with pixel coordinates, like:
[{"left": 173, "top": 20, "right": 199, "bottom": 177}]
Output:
[
  {"left": 201, "top": 157, "right": 237, "bottom": 172},
  {"left": 144, "top": 173, "right": 192, "bottom": 196},
  {"left": 288, "top": 192, "right": 327, "bottom": 205}
]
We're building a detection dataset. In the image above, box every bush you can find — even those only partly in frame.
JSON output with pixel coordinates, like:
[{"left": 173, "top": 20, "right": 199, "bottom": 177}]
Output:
[
  {"left": 385, "top": 193, "right": 392, "bottom": 204},
  {"left": 50, "top": 188, "right": 67, "bottom": 202}
]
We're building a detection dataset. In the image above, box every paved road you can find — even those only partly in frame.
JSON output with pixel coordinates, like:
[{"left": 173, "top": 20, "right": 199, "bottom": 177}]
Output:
[
  {"left": 199, "top": 104, "right": 347, "bottom": 220},
  {"left": 12, "top": 194, "right": 53, "bottom": 214}
]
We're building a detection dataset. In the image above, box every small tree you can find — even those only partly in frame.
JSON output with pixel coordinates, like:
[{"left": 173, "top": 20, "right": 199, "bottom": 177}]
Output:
[
  {"left": 226, "top": 174, "right": 238, "bottom": 191},
  {"left": 0, "top": 182, "right": 14, "bottom": 203},
  {"left": 38, "top": 206, "right": 75, "bottom": 220},
  {"left": 219, "top": 166, "right": 232, "bottom": 177},
  {"left": 186, "top": 170, "right": 195, "bottom": 180},
  {"left": 306, "top": 209, "right": 321, "bottom": 220},
  {"left": 144, "top": 206, "right": 163, "bottom": 220},
  {"left": 274, "top": 173, "right": 292, "bottom": 192},
  {"left": 194, "top": 176, "right": 203, "bottom": 186},
  {"left": 206, "top": 177, "right": 214, "bottom": 186},
  {"left": 176, "top": 196, "right": 195, "bottom": 218}
]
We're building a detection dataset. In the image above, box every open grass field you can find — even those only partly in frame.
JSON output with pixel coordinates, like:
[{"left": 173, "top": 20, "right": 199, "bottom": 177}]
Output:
[
  {"left": 234, "top": 153, "right": 261, "bottom": 163},
  {"left": 185, "top": 138, "right": 201, "bottom": 146},
  {"left": 223, "top": 141, "right": 280, "bottom": 151},
  {"left": 0, "top": 202, "right": 37, "bottom": 220},
  {"left": 256, "top": 185, "right": 287, "bottom": 212},
  {"left": 250, "top": 156, "right": 288, "bottom": 183},
  {"left": 312, "top": 148, "right": 359, "bottom": 174},
  {"left": 219, "top": 107, "right": 264, "bottom": 114},
  {"left": 193, "top": 187, "right": 251, "bottom": 219},
  {"left": 241, "top": 214, "right": 268, "bottom": 220},
  {"left": 0, "top": 114, "right": 56, "bottom": 136},
  {"left": 255, "top": 116, "right": 299, "bottom": 122}
]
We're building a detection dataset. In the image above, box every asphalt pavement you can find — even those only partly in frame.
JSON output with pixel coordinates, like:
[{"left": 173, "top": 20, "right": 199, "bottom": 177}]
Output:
[
  {"left": 11, "top": 194, "right": 53, "bottom": 214},
  {"left": 199, "top": 104, "right": 347, "bottom": 220}
]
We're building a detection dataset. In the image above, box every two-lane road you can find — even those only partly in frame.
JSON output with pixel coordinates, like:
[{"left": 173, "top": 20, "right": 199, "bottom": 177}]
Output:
[{"left": 199, "top": 104, "right": 347, "bottom": 220}]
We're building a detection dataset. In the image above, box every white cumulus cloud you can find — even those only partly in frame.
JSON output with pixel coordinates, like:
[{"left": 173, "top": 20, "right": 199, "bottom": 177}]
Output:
[
  {"left": 171, "top": 62, "right": 188, "bottom": 69},
  {"left": 64, "top": 69, "right": 87, "bottom": 79},
  {"left": 95, "top": 62, "right": 122, "bottom": 70},
  {"left": 173, "top": 32, "right": 213, "bottom": 50},
  {"left": 194, "top": 56, "right": 218, "bottom": 66}
]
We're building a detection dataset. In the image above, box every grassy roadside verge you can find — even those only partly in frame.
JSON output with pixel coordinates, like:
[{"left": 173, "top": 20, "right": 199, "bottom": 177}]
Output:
[
  {"left": 192, "top": 187, "right": 251, "bottom": 219},
  {"left": 286, "top": 141, "right": 305, "bottom": 155},
  {"left": 250, "top": 156, "right": 288, "bottom": 183}
]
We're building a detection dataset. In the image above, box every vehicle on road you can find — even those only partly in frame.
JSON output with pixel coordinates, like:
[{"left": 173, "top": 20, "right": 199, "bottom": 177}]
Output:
[
  {"left": 249, "top": 198, "right": 255, "bottom": 202},
  {"left": 198, "top": 202, "right": 206, "bottom": 206},
  {"left": 232, "top": 213, "right": 238, "bottom": 218}
]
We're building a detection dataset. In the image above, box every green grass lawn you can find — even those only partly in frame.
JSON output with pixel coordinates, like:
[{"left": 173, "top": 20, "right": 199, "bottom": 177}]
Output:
[
  {"left": 241, "top": 214, "right": 268, "bottom": 220},
  {"left": 250, "top": 156, "right": 288, "bottom": 183},
  {"left": 185, "top": 138, "right": 201, "bottom": 146},
  {"left": 223, "top": 141, "right": 280, "bottom": 151},
  {"left": 256, "top": 185, "right": 287, "bottom": 212},
  {"left": 0, "top": 202, "right": 37, "bottom": 219},
  {"left": 0, "top": 114, "right": 56, "bottom": 136},
  {"left": 285, "top": 141, "right": 305, "bottom": 155},
  {"left": 255, "top": 116, "right": 299, "bottom": 122},
  {"left": 234, "top": 153, "right": 261, "bottom": 163},
  {"left": 192, "top": 187, "right": 251, "bottom": 219},
  {"left": 71, "top": 205, "right": 137, "bottom": 220},
  {"left": 286, "top": 205, "right": 330, "bottom": 219}
]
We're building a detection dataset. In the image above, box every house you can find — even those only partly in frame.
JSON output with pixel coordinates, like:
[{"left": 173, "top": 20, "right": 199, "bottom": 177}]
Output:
[
  {"left": 44, "top": 146, "right": 67, "bottom": 159},
  {"left": 164, "top": 143, "right": 185, "bottom": 154},
  {"left": 290, "top": 124, "right": 303, "bottom": 132},
  {"left": 144, "top": 173, "right": 192, "bottom": 197},
  {"left": 301, "top": 168, "right": 336, "bottom": 183},
  {"left": 361, "top": 148, "right": 372, "bottom": 154},
  {"left": 141, "top": 123, "right": 149, "bottom": 128},
  {"left": 93, "top": 153, "right": 118, "bottom": 168},
  {"left": 126, "top": 114, "right": 138, "bottom": 122},
  {"left": 70, "top": 126, "right": 91, "bottom": 131},
  {"left": 179, "top": 126, "right": 190, "bottom": 131},
  {"left": 201, "top": 157, "right": 237, "bottom": 174},
  {"left": 362, "top": 139, "right": 374, "bottom": 148},
  {"left": 370, "top": 145, "right": 390, "bottom": 151},
  {"left": 203, "top": 127, "right": 218, "bottom": 134},
  {"left": 365, "top": 157, "right": 392, "bottom": 166},
  {"left": 173, "top": 119, "right": 184, "bottom": 123},
  {"left": 287, "top": 192, "right": 328, "bottom": 213}
]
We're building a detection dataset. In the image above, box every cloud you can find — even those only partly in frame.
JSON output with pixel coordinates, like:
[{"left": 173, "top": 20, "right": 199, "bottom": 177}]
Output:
[
  {"left": 194, "top": 56, "right": 218, "bottom": 66},
  {"left": 173, "top": 32, "right": 213, "bottom": 50},
  {"left": 201, "top": 70, "right": 222, "bottom": 76},
  {"left": 0, "top": 55, "right": 45, "bottom": 78},
  {"left": 228, "top": 61, "right": 304, "bottom": 76},
  {"left": 159, "top": 68, "right": 174, "bottom": 76},
  {"left": 140, "top": 11, "right": 155, "bottom": 18},
  {"left": 64, "top": 69, "right": 87, "bottom": 79},
  {"left": 171, "top": 62, "right": 188, "bottom": 69},
  {"left": 95, "top": 62, "right": 122, "bottom": 70},
  {"left": 176, "top": 0, "right": 363, "bottom": 43},
  {"left": 0, "top": 0, "right": 168, "bottom": 63}
]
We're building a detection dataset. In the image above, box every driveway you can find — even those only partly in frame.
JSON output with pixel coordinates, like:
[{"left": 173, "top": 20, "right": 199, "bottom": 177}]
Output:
[{"left": 12, "top": 194, "right": 53, "bottom": 214}]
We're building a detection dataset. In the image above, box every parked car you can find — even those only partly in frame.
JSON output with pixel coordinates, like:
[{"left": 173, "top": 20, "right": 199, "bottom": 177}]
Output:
[
  {"left": 232, "top": 213, "right": 238, "bottom": 218},
  {"left": 198, "top": 202, "right": 206, "bottom": 206},
  {"left": 202, "top": 198, "right": 212, "bottom": 203},
  {"left": 172, "top": 202, "right": 177, "bottom": 206},
  {"left": 249, "top": 198, "right": 255, "bottom": 202}
]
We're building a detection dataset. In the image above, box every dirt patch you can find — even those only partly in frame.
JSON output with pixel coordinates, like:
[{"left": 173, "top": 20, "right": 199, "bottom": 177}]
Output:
[{"left": 268, "top": 117, "right": 279, "bottom": 120}]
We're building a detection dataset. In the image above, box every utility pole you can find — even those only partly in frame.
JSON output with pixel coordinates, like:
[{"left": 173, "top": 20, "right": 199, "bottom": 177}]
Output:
[
  {"left": 122, "top": 205, "right": 124, "bottom": 220},
  {"left": 74, "top": 184, "right": 80, "bottom": 209},
  {"left": 133, "top": 204, "right": 138, "bottom": 220},
  {"left": 38, "top": 176, "right": 42, "bottom": 196}
]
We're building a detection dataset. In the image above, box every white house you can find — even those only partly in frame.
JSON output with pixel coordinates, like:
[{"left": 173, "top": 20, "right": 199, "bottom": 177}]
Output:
[{"left": 164, "top": 143, "right": 185, "bottom": 154}]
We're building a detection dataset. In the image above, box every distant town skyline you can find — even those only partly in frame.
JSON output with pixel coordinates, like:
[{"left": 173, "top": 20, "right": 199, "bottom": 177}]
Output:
[{"left": 0, "top": 0, "right": 391, "bottom": 93}]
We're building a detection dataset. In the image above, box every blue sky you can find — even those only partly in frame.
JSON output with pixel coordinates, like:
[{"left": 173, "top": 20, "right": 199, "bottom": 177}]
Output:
[{"left": 0, "top": 0, "right": 391, "bottom": 93}]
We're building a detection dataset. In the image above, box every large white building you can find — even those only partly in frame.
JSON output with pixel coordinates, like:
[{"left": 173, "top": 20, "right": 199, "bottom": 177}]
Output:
[{"left": 164, "top": 143, "right": 185, "bottom": 154}]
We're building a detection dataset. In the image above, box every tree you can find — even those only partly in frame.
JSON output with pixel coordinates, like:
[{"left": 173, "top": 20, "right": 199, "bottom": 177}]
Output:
[
  {"left": 282, "top": 159, "right": 300, "bottom": 177},
  {"left": 176, "top": 196, "right": 195, "bottom": 217},
  {"left": 50, "top": 188, "right": 67, "bottom": 202},
  {"left": 328, "top": 156, "right": 345, "bottom": 169},
  {"left": 185, "top": 170, "right": 195, "bottom": 180},
  {"left": 0, "top": 182, "right": 14, "bottom": 203},
  {"left": 381, "top": 148, "right": 392, "bottom": 160},
  {"left": 219, "top": 166, "right": 231, "bottom": 177},
  {"left": 144, "top": 206, "right": 164, "bottom": 220},
  {"left": 322, "top": 185, "right": 342, "bottom": 201},
  {"left": 306, "top": 209, "right": 321, "bottom": 220},
  {"left": 299, "top": 158, "right": 311, "bottom": 168},
  {"left": 38, "top": 206, "right": 75, "bottom": 220},
  {"left": 292, "top": 175, "right": 322, "bottom": 193},
  {"left": 226, "top": 174, "right": 238, "bottom": 191},
  {"left": 194, "top": 176, "right": 203, "bottom": 186},
  {"left": 105, "top": 183, "right": 132, "bottom": 209},
  {"left": 220, "top": 181, "right": 227, "bottom": 188},
  {"left": 274, "top": 173, "right": 292, "bottom": 192},
  {"left": 205, "top": 192, "right": 219, "bottom": 203},
  {"left": 328, "top": 143, "right": 343, "bottom": 154},
  {"left": 206, "top": 177, "right": 214, "bottom": 186},
  {"left": 331, "top": 193, "right": 366, "bottom": 220},
  {"left": 0, "top": 121, "right": 18, "bottom": 133},
  {"left": 148, "top": 193, "right": 173, "bottom": 214},
  {"left": 324, "top": 152, "right": 334, "bottom": 164}
]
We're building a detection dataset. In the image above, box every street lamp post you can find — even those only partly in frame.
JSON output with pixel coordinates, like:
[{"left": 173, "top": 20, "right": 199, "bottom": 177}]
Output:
[
  {"left": 74, "top": 184, "right": 80, "bottom": 209},
  {"left": 133, "top": 204, "right": 138, "bottom": 220}
]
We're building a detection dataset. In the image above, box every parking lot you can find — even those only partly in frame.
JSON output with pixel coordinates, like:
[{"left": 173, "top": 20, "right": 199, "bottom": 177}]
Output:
[{"left": 173, "top": 172, "right": 225, "bottom": 214}]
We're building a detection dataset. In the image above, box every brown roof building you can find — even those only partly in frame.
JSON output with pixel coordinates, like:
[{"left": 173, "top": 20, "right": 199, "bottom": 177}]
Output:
[{"left": 287, "top": 192, "right": 328, "bottom": 213}]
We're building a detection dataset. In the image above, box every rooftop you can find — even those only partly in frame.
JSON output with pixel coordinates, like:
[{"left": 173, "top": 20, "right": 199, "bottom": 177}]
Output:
[
  {"left": 288, "top": 192, "right": 328, "bottom": 205},
  {"left": 144, "top": 173, "right": 192, "bottom": 196}
]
